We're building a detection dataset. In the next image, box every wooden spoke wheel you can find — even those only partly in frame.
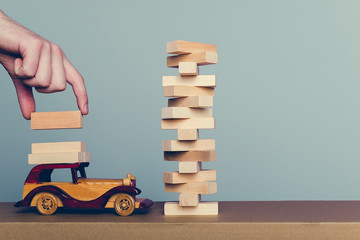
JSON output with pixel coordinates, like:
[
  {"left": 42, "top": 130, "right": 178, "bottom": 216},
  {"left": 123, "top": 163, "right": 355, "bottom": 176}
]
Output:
[
  {"left": 36, "top": 192, "right": 58, "bottom": 216},
  {"left": 114, "top": 193, "right": 135, "bottom": 216}
]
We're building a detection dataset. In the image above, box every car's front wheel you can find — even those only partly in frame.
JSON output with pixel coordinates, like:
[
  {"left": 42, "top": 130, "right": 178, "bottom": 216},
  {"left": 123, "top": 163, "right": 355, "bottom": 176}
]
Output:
[
  {"left": 114, "top": 193, "right": 135, "bottom": 216},
  {"left": 36, "top": 192, "right": 58, "bottom": 215}
]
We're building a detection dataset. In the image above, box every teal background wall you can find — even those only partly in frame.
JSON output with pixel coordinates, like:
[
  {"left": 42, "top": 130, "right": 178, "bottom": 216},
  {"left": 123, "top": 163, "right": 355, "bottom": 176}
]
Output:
[{"left": 1, "top": 0, "right": 360, "bottom": 202}]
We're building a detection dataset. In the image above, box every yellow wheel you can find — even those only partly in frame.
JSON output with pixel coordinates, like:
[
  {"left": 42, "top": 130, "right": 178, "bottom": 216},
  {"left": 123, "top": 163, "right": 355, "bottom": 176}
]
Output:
[
  {"left": 114, "top": 193, "right": 135, "bottom": 216},
  {"left": 36, "top": 192, "right": 58, "bottom": 215}
]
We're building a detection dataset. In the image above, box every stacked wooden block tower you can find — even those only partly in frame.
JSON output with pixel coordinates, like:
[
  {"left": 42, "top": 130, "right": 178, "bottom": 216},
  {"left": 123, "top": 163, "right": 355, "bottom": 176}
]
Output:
[
  {"left": 162, "top": 40, "right": 218, "bottom": 215},
  {"left": 28, "top": 111, "right": 89, "bottom": 165}
]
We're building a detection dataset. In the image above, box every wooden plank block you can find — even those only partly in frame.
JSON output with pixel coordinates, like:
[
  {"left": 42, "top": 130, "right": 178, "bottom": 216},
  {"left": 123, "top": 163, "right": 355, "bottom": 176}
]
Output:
[
  {"left": 179, "top": 162, "right": 201, "bottom": 173},
  {"left": 163, "top": 75, "right": 216, "bottom": 87},
  {"left": 179, "top": 193, "right": 200, "bottom": 207},
  {"left": 164, "top": 202, "right": 218, "bottom": 215},
  {"left": 167, "top": 40, "right": 217, "bottom": 54},
  {"left": 164, "top": 150, "right": 216, "bottom": 162},
  {"left": 162, "top": 139, "right": 215, "bottom": 151},
  {"left": 163, "top": 170, "right": 216, "bottom": 184},
  {"left": 28, "top": 152, "right": 90, "bottom": 165},
  {"left": 178, "top": 129, "right": 198, "bottom": 140},
  {"left": 161, "top": 118, "right": 215, "bottom": 130},
  {"left": 31, "top": 141, "right": 86, "bottom": 154},
  {"left": 167, "top": 51, "right": 217, "bottom": 68},
  {"left": 168, "top": 96, "right": 213, "bottom": 108},
  {"left": 165, "top": 182, "right": 217, "bottom": 194},
  {"left": 178, "top": 62, "right": 199, "bottom": 76},
  {"left": 162, "top": 107, "right": 212, "bottom": 119},
  {"left": 163, "top": 86, "right": 214, "bottom": 97},
  {"left": 31, "top": 111, "right": 83, "bottom": 130}
]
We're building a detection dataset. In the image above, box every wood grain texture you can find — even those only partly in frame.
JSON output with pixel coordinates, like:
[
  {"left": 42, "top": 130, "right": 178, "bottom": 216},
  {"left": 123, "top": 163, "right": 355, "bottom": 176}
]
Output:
[
  {"left": 161, "top": 118, "right": 215, "bottom": 130},
  {"left": 162, "top": 107, "right": 212, "bottom": 119},
  {"left": 168, "top": 96, "right": 213, "bottom": 108},
  {"left": 31, "top": 142, "right": 86, "bottom": 153},
  {"left": 31, "top": 111, "right": 83, "bottom": 130},
  {"left": 179, "top": 193, "right": 200, "bottom": 207},
  {"left": 163, "top": 86, "right": 214, "bottom": 97},
  {"left": 167, "top": 51, "right": 217, "bottom": 68},
  {"left": 28, "top": 152, "right": 90, "bottom": 165},
  {"left": 177, "top": 129, "right": 198, "bottom": 140},
  {"left": 164, "top": 182, "right": 217, "bottom": 194},
  {"left": 164, "top": 150, "right": 216, "bottom": 162},
  {"left": 163, "top": 170, "right": 216, "bottom": 184},
  {"left": 178, "top": 62, "right": 199, "bottom": 76},
  {"left": 167, "top": 40, "right": 217, "bottom": 54},
  {"left": 163, "top": 75, "right": 216, "bottom": 87},
  {"left": 164, "top": 202, "right": 218, "bottom": 215},
  {"left": 162, "top": 139, "right": 215, "bottom": 151},
  {"left": 179, "top": 161, "right": 201, "bottom": 173}
]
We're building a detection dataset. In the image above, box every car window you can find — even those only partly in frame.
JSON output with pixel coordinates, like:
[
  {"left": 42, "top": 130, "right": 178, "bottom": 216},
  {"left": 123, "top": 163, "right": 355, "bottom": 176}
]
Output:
[{"left": 50, "top": 168, "right": 73, "bottom": 182}]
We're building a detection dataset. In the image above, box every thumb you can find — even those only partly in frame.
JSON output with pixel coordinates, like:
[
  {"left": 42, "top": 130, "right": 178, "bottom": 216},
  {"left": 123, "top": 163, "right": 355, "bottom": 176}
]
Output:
[{"left": 12, "top": 78, "right": 35, "bottom": 120}]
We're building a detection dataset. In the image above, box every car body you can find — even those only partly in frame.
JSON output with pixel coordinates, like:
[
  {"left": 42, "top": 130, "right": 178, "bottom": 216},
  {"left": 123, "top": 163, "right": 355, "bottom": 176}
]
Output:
[{"left": 15, "top": 162, "right": 153, "bottom": 216}]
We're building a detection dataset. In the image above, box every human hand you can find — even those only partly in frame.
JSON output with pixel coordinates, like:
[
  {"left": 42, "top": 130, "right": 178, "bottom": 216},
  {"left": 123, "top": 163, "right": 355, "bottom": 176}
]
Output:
[{"left": 0, "top": 10, "right": 88, "bottom": 119}]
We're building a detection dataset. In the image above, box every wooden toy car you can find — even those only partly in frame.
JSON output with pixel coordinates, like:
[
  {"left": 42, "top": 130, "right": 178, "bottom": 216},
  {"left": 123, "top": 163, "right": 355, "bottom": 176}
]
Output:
[{"left": 15, "top": 162, "right": 153, "bottom": 216}]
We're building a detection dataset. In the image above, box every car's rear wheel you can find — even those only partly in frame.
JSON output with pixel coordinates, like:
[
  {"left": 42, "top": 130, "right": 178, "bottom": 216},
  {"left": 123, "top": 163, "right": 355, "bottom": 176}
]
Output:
[
  {"left": 36, "top": 192, "right": 58, "bottom": 215},
  {"left": 114, "top": 193, "right": 135, "bottom": 216}
]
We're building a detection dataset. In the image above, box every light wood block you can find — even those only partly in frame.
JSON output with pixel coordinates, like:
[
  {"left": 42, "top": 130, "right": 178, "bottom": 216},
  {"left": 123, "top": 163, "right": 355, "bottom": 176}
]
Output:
[
  {"left": 28, "top": 152, "right": 90, "bottom": 165},
  {"left": 163, "top": 170, "right": 216, "bottom": 184},
  {"left": 178, "top": 129, "right": 198, "bottom": 140},
  {"left": 167, "top": 51, "right": 217, "bottom": 68},
  {"left": 168, "top": 96, "right": 213, "bottom": 108},
  {"left": 178, "top": 62, "right": 198, "bottom": 76},
  {"left": 179, "top": 161, "right": 201, "bottom": 173},
  {"left": 163, "top": 75, "right": 216, "bottom": 87},
  {"left": 162, "top": 107, "right": 212, "bottom": 119},
  {"left": 165, "top": 182, "right": 217, "bottom": 194},
  {"left": 179, "top": 193, "right": 200, "bottom": 207},
  {"left": 31, "top": 111, "right": 83, "bottom": 130},
  {"left": 161, "top": 118, "right": 215, "bottom": 130},
  {"left": 167, "top": 40, "right": 217, "bottom": 54},
  {"left": 162, "top": 139, "right": 215, "bottom": 151},
  {"left": 164, "top": 150, "right": 216, "bottom": 162},
  {"left": 164, "top": 202, "right": 218, "bottom": 215},
  {"left": 163, "top": 86, "right": 214, "bottom": 97},
  {"left": 31, "top": 141, "right": 86, "bottom": 154}
]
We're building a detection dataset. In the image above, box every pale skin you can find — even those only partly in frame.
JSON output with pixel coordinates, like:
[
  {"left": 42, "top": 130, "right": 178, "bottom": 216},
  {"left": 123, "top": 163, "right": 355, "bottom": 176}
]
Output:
[{"left": 0, "top": 10, "right": 88, "bottom": 119}]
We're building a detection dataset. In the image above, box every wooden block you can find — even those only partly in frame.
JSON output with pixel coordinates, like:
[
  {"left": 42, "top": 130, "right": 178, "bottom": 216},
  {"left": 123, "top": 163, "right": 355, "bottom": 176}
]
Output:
[
  {"left": 163, "top": 170, "right": 216, "bottom": 184},
  {"left": 168, "top": 96, "right": 213, "bottom": 108},
  {"left": 179, "top": 162, "right": 201, "bottom": 173},
  {"left": 167, "top": 40, "right": 217, "bottom": 54},
  {"left": 164, "top": 150, "right": 216, "bottom": 162},
  {"left": 179, "top": 193, "right": 200, "bottom": 207},
  {"left": 178, "top": 62, "right": 199, "bottom": 76},
  {"left": 167, "top": 51, "right": 217, "bottom": 68},
  {"left": 164, "top": 202, "right": 218, "bottom": 215},
  {"left": 162, "top": 107, "right": 212, "bottom": 119},
  {"left": 162, "top": 140, "right": 215, "bottom": 151},
  {"left": 31, "top": 111, "right": 83, "bottom": 130},
  {"left": 161, "top": 118, "right": 215, "bottom": 130},
  {"left": 163, "top": 75, "right": 216, "bottom": 87},
  {"left": 165, "top": 182, "right": 217, "bottom": 194},
  {"left": 178, "top": 129, "right": 198, "bottom": 140},
  {"left": 31, "top": 141, "right": 86, "bottom": 154},
  {"left": 28, "top": 152, "right": 90, "bottom": 165},
  {"left": 163, "top": 86, "right": 214, "bottom": 97}
]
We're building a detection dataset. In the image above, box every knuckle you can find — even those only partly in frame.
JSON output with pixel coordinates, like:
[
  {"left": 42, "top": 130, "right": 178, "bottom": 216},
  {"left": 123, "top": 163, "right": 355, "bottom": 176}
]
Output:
[
  {"left": 51, "top": 43, "right": 62, "bottom": 54},
  {"left": 29, "top": 37, "right": 44, "bottom": 50}
]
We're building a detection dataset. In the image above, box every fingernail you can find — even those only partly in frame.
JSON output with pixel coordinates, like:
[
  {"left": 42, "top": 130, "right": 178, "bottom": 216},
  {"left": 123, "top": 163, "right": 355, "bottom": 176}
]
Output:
[{"left": 83, "top": 104, "right": 88, "bottom": 114}]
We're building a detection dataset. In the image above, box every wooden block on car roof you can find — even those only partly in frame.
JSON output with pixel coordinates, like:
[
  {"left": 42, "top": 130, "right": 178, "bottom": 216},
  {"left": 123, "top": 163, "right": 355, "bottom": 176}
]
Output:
[
  {"left": 31, "top": 111, "right": 83, "bottom": 130},
  {"left": 168, "top": 96, "right": 213, "bottom": 108},
  {"left": 179, "top": 193, "right": 200, "bottom": 207},
  {"left": 178, "top": 62, "right": 199, "bottom": 76},
  {"left": 162, "top": 140, "right": 215, "bottom": 151},
  {"left": 163, "top": 86, "right": 214, "bottom": 97},
  {"left": 161, "top": 118, "right": 215, "bottom": 130},
  {"left": 164, "top": 150, "right": 216, "bottom": 162},
  {"left": 163, "top": 75, "right": 216, "bottom": 87},
  {"left": 167, "top": 40, "right": 217, "bottom": 54},
  {"left": 162, "top": 107, "right": 212, "bottom": 119},
  {"left": 167, "top": 51, "right": 217, "bottom": 68},
  {"left": 164, "top": 202, "right": 218, "bottom": 215},
  {"left": 179, "top": 161, "right": 201, "bottom": 173},
  {"left": 31, "top": 141, "right": 86, "bottom": 154},
  {"left": 178, "top": 129, "right": 198, "bottom": 140},
  {"left": 164, "top": 182, "right": 217, "bottom": 194},
  {"left": 164, "top": 170, "right": 216, "bottom": 184},
  {"left": 28, "top": 152, "right": 90, "bottom": 165}
]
